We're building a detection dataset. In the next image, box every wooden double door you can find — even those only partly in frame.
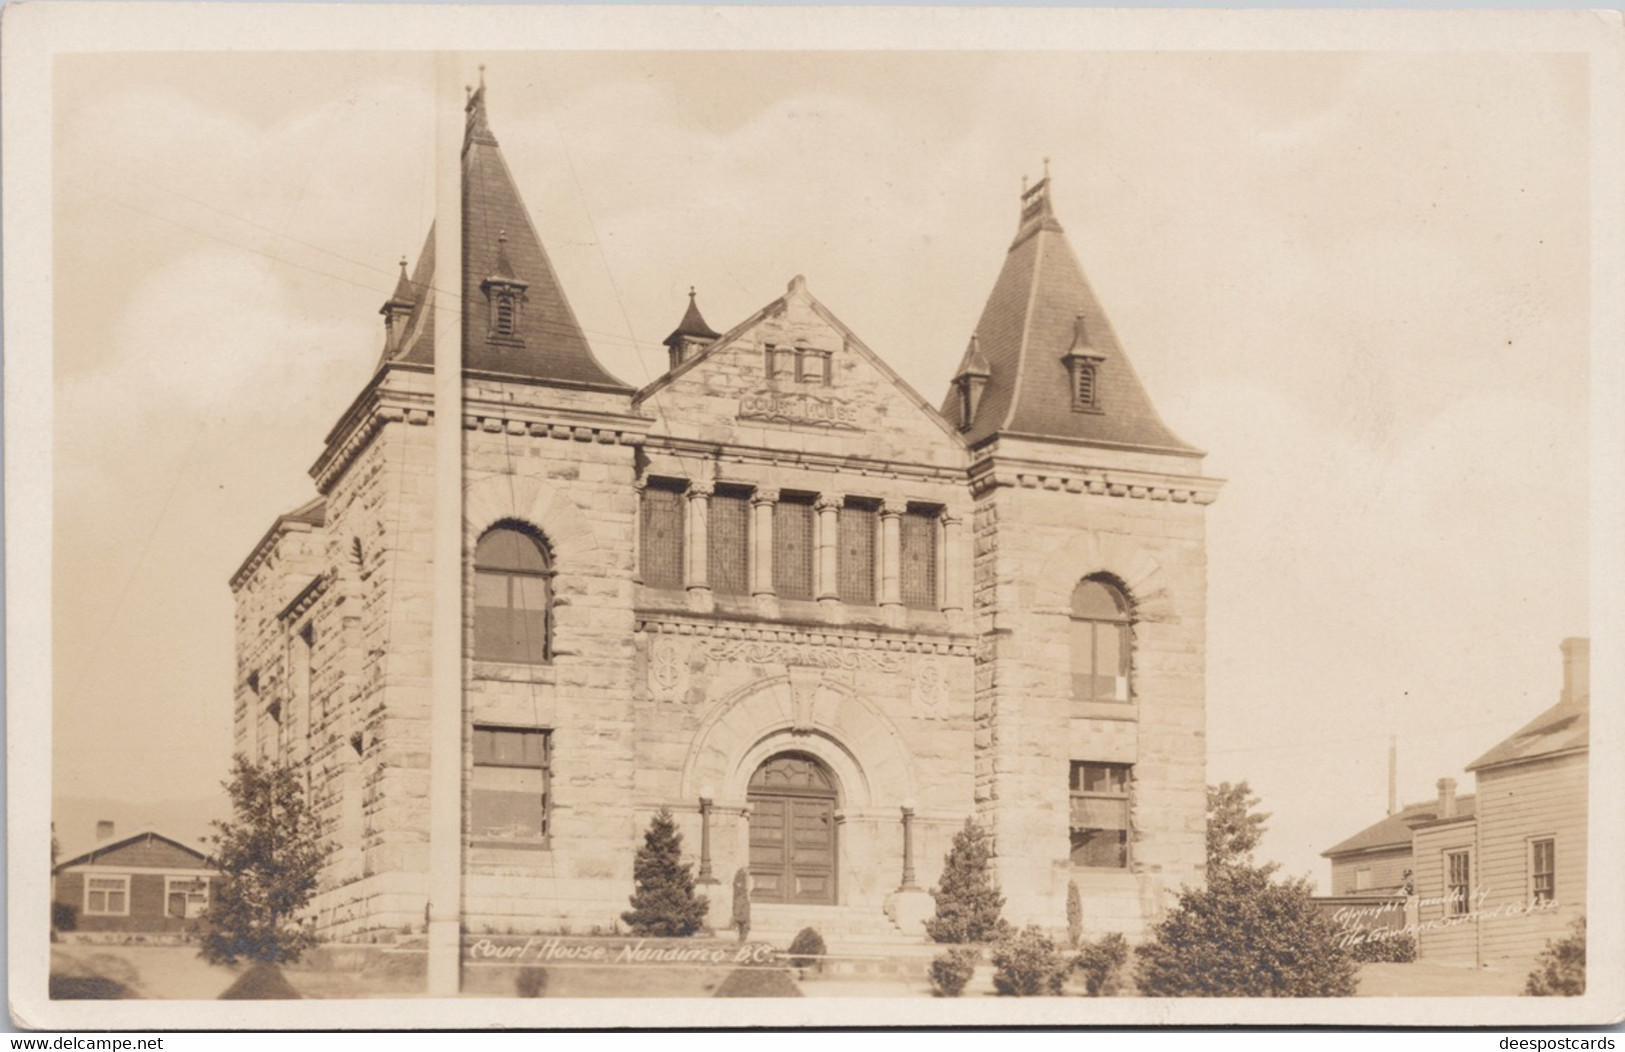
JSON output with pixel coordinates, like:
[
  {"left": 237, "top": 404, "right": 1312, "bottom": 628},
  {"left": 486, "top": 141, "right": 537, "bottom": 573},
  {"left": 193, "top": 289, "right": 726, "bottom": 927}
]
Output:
[{"left": 747, "top": 754, "right": 838, "bottom": 905}]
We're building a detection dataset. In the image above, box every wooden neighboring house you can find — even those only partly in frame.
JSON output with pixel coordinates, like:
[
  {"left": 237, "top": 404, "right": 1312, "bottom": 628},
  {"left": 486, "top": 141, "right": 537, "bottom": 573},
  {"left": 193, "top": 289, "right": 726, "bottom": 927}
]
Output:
[
  {"left": 1455, "top": 637, "right": 1588, "bottom": 971},
  {"left": 53, "top": 824, "right": 220, "bottom": 934},
  {"left": 1322, "top": 786, "right": 1477, "bottom": 899},
  {"left": 1320, "top": 637, "right": 1588, "bottom": 972}
]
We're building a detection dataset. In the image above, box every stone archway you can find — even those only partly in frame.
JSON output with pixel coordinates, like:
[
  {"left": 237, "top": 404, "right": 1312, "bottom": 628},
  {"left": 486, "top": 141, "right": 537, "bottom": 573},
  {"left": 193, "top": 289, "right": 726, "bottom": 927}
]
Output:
[{"left": 745, "top": 753, "right": 839, "bottom": 905}]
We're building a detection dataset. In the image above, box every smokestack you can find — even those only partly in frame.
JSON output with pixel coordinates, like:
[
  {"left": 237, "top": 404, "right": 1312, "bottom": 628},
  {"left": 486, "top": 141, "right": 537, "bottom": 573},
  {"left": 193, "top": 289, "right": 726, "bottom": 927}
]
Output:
[
  {"left": 95, "top": 820, "right": 114, "bottom": 840},
  {"left": 1560, "top": 637, "right": 1589, "bottom": 706},
  {"left": 1387, "top": 736, "right": 1398, "bottom": 816},
  {"left": 1436, "top": 777, "right": 1458, "bottom": 820}
]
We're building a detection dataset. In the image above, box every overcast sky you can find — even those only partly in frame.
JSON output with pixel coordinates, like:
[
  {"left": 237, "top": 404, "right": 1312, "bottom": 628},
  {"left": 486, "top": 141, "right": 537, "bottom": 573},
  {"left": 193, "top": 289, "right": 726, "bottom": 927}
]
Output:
[{"left": 50, "top": 46, "right": 1591, "bottom": 886}]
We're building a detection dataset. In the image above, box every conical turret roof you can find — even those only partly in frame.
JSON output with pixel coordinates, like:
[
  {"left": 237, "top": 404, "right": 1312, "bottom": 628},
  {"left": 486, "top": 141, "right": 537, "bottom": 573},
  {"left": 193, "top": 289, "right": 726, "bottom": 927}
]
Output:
[
  {"left": 943, "top": 175, "right": 1196, "bottom": 454},
  {"left": 381, "top": 80, "right": 630, "bottom": 391},
  {"left": 662, "top": 287, "right": 720, "bottom": 348}
]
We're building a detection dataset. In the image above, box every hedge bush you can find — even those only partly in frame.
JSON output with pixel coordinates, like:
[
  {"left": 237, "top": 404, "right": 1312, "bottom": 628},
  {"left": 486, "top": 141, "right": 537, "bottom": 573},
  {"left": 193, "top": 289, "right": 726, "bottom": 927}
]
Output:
[
  {"left": 787, "top": 927, "right": 826, "bottom": 970},
  {"left": 1345, "top": 929, "right": 1416, "bottom": 964},
  {"left": 990, "top": 924, "right": 1067, "bottom": 997},
  {"left": 929, "top": 947, "right": 980, "bottom": 998},
  {"left": 1526, "top": 916, "right": 1585, "bottom": 996},
  {"left": 1073, "top": 932, "right": 1130, "bottom": 996}
]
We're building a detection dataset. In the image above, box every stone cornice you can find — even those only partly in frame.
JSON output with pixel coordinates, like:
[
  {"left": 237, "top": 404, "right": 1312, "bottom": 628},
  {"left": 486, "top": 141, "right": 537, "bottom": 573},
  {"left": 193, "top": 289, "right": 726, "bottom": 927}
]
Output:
[
  {"left": 278, "top": 572, "right": 331, "bottom": 625},
  {"left": 228, "top": 507, "right": 324, "bottom": 593},
  {"left": 310, "top": 366, "right": 651, "bottom": 495},
  {"left": 640, "top": 434, "right": 966, "bottom": 486},
  {"left": 635, "top": 613, "right": 973, "bottom": 659},
  {"left": 967, "top": 453, "right": 1222, "bottom": 504}
]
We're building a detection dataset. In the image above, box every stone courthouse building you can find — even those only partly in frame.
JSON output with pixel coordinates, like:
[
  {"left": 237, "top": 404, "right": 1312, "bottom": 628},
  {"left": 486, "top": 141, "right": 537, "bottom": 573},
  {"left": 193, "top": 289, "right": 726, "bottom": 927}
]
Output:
[{"left": 230, "top": 83, "right": 1221, "bottom": 946}]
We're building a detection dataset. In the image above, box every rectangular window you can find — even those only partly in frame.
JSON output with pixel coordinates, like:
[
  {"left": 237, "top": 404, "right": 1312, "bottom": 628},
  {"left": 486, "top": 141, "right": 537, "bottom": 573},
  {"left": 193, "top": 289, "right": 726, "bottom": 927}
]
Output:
[
  {"left": 1072, "top": 620, "right": 1130, "bottom": 703},
  {"left": 165, "top": 876, "right": 210, "bottom": 919},
  {"left": 1069, "top": 762, "right": 1130, "bottom": 868},
  {"left": 1355, "top": 868, "right": 1372, "bottom": 892},
  {"left": 1446, "top": 850, "right": 1471, "bottom": 916},
  {"left": 85, "top": 875, "right": 130, "bottom": 916},
  {"left": 899, "top": 508, "right": 938, "bottom": 610},
  {"left": 709, "top": 489, "right": 751, "bottom": 596},
  {"left": 765, "top": 345, "right": 794, "bottom": 380},
  {"left": 773, "top": 496, "right": 815, "bottom": 600},
  {"left": 640, "top": 482, "right": 686, "bottom": 590},
  {"left": 838, "top": 501, "right": 877, "bottom": 605},
  {"left": 797, "top": 349, "right": 830, "bottom": 385},
  {"left": 472, "top": 726, "right": 550, "bottom": 844},
  {"left": 474, "top": 570, "right": 550, "bottom": 663},
  {"left": 1531, "top": 838, "right": 1555, "bottom": 904}
]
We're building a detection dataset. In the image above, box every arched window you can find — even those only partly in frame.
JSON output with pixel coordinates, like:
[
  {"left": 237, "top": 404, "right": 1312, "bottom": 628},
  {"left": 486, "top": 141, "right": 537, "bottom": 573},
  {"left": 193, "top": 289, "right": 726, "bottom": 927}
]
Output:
[
  {"left": 474, "top": 525, "right": 552, "bottom": 664},
  {"left": 1071, "top": 577, "right": 1130, "bottom": 704}
]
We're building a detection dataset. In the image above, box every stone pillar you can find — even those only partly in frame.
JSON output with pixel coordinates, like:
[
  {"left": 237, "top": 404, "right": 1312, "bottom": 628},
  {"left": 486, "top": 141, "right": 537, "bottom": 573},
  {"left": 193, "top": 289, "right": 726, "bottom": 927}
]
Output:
[
  {"left": 685, "top": 481, "right": 711, "bottom": 614},
  {"left": 750, "top": 488, "right": 778, "bottom": 598},
  {"left": 631, "top": 474, "right": 647, "bottom": 586},
  {"left": 814, "top": 493, "right": 842, "bottom": 607},
  {"left": 940, "top": 511, "right": 963, "bottom": 615},
  {"left": 878, "top": 498, "right": 904, "bottom": 612}
]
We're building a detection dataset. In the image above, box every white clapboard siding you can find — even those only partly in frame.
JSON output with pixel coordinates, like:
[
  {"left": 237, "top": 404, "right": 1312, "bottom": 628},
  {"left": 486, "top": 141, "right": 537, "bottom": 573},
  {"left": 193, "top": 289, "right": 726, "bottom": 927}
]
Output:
[
  {"left": 1330, "top": 848, "right": 1411, "bottom": 897},
  {"left": 1472, "top": 752, "right": 1587, "bottom": 970},
  {"left": 1412, "top": 819, "right": 1478, "bottom": 965}
]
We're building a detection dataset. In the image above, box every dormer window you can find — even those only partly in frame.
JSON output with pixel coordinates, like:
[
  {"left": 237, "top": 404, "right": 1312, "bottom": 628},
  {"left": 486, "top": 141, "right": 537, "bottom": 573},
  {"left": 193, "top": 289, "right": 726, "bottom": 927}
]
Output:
[
  {"left": 1062, "top": 311, "right": 1104, "bottom": 414},
  {"left": 481, "top": 231, "right": 528, "bottom": 345}
]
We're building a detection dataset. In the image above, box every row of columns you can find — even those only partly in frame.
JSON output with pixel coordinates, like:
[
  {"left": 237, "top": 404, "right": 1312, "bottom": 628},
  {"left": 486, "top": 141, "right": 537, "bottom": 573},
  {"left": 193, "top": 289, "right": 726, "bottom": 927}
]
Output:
[{"left": 663, "top": 478, "right": 963, "bottom": 612}]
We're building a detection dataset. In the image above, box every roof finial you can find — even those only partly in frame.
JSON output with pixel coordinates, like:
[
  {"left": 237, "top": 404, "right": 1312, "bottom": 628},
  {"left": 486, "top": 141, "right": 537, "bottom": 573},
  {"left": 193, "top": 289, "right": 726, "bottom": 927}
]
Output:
[
  {"left": 1021, "top": 173, "right": 1029, "bottom": 195},
  {"left": 1043, "top": 156, "right": 1051, "bottom": 182},
  {"left": 479, "top": 64, "right": 486, "bottom": 87},
  {"left": 688, "top": 285, "right": 696, "bottom": 300}
]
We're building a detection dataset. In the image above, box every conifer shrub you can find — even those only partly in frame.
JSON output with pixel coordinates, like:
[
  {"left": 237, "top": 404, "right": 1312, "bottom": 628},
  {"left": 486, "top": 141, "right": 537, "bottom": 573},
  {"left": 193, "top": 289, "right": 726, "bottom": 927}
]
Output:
[
  {"left": 1526, "top": 916, "right": 1585, "bottom": 996},
  {"left": 928, "top": 947, "right": 980, "bottom": 998},
  {"left": 1073, "top": 932, "right": 1130, "bottom": 996},
  {"left": 990, "top": 924, "right": 1067, "bottom": 996},
  {"left": 926, "top": 818, "right": 1012, "bottom": 944},
  {"left": 621, "top": 808, "right": 709, "bottom": 937},
  {"left": 1065, "top": 880, "right": 1083, "bottom": 949},
  {"left": 787, "top": 927, "right": 826, "bottom": 970},
  {"left": 1135, "top": 865, "right": 1357, "bottom": 997}
]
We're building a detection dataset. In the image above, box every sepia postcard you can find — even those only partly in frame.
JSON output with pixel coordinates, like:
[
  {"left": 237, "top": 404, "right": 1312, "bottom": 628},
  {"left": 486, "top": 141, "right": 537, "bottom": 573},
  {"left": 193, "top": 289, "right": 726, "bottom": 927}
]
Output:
[{"left": 5, "top": 2, "right": 1622, "bottom": 1031}]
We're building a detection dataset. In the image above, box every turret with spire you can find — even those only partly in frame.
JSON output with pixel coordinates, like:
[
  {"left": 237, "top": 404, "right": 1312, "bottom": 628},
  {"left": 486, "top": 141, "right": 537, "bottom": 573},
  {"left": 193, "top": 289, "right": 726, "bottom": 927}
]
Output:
[
  {"left": 379, "top": 256, "right": 417, "bottom": 356},
  {"left": 661, "top": 287, "right": 721, "bottom": 371}
]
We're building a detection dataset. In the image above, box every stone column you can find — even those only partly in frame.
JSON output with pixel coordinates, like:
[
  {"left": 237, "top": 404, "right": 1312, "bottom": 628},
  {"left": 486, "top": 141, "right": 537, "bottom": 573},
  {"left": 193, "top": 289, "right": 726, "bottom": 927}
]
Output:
[
  {"left": 685, "top": 484, "right": 711, "bottom": 601},
  {"left": 940, "top": 511, "right": 963, "bottom": 615},
  {"left": 814, "top": 493, "right": 842, "bottom": 606},
  {"left": 631, "top": 474, "right": 647, "bottom": 586},
  {"left": 878, "top": 498, "right": 904, "bottom": 612},
  {"left": 750, "top": 488, "right": 778, "bottom": 598}
]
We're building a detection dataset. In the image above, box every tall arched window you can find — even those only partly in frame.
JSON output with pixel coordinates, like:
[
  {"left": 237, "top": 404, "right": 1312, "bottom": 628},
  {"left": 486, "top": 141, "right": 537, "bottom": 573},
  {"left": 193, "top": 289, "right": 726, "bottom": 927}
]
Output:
[
  {"left": 474, "top": 525, "right": 552, "bottom": 664},
  {"left": 1071, "top": 577, "right": 1130, "bottom": 704}
]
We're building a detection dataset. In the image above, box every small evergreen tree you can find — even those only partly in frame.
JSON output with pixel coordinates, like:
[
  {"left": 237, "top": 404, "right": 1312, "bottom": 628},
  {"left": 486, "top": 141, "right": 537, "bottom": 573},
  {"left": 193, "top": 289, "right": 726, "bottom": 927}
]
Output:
[
  {"left": 622, "top": 808, "right": 709, "bottom": 937},
  {"left": 925, "top": 818, "right": 1011, "bottom": 943},
  {"left": 201, "top": 755, "right": 332, "bottom": 966},
  {"left": 1065, "top": 879, "right": 1084, "bottom": 949},
  {"left": 1526, "top": 916, "right": 1585, "bottom": 996},
  {"left": 990, "top": 924, "right": 1067, "bottom": 996}
]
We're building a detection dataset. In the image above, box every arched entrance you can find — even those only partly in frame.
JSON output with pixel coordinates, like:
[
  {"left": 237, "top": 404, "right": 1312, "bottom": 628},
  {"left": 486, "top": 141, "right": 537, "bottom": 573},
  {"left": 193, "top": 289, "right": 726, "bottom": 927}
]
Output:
[{"left": 747, "top": 753, "right": 838, "bottom": 905}]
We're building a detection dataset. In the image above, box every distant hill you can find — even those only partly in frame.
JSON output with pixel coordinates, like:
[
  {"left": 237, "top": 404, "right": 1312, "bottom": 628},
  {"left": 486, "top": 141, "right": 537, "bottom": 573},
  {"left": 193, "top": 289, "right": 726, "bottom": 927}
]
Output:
[{"left": 53, "top": 794, "right": 228, "bottom": 864}]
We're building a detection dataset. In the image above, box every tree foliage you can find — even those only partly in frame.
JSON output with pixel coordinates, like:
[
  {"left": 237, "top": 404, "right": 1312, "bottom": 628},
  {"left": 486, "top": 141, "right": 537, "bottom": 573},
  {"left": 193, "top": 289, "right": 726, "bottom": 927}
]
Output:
[
  {"left": 621, "top": 808, "right": 709, "bottom": 937},
  {"left": 925, "top": 818, "right": 1012, "bottom": 944},
  {"left": 1136, "top": 865, "right": 1358, "bottom": 997},
  {"left": 1074, "top": 932, "right": 1130, "bottom": 996},
  {"left": 1525, "top": 916, "right": 1585, "bottom": 996},
  {"left": 1206, "top": 781, "right": 1271, "bottom": 874},
  {"left": 200, "top": 755, "right": 332, "bottom": 966},
  {"left": 928, "top": 947, "right": 980, "bottom": 997},
  {"left": 1137, "top": 784, "right": 1355, "bottom": 997}
]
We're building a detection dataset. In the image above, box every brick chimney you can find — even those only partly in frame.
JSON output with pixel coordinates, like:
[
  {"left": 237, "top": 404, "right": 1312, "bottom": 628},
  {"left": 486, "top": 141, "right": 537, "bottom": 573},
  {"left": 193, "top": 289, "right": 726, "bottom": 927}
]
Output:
[
  {"left": 95, "top": 819, "right": 114, "bottom": 840},
  {"left": 1436, "top": 778, "right": 1458, "bottom": 820},
  {"left": 1560, "top": 637, "right": 1589, "bottom": 706}
]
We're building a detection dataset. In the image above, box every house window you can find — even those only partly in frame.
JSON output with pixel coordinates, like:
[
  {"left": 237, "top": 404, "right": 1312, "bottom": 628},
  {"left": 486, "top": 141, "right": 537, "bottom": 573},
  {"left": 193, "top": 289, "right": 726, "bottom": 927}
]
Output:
[
  {"left": 165, "top": 876, "right": 210, "bottom": 919},
  {"left": 709, "top": 488, "right": 751, "bottom": 597},
  {"left": 640, "top": 482, "right": 686, "bottom": 590},
  {"left": 764, "top": 344, "right": 795, "bottom": 380},
  {"left": 1071, "top": 578, "right": 1131, "bottom": 704},
  {"left": 1446, "top": 850, "right": 1471, "bottom": 916},
  {"left": 1069, "top": 762, "right": 1131, "bottom": 868},
  {"left": 1355, "top": 868, "right": 1372, "bottom": 892},
  {"left": 774, "top": 496, "right": 816, "bottom": 600},
  {"left": 471, "top": 726, "right": 550, "bottom": 844},
  {"left": 1530, "top": 838, "right": 1555, "bottom": 904},
  {"left": 899, "top": 508, "right": 938, "bottom": 610},
  {"left": 474, "top": 525, "right": 552, "bottom": 664},
  {"left": 85, "top": 875, "right": 130, "bottom": 916},
  {"left": 838, "top": 501, "right": 877, "bottom": 605}
]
